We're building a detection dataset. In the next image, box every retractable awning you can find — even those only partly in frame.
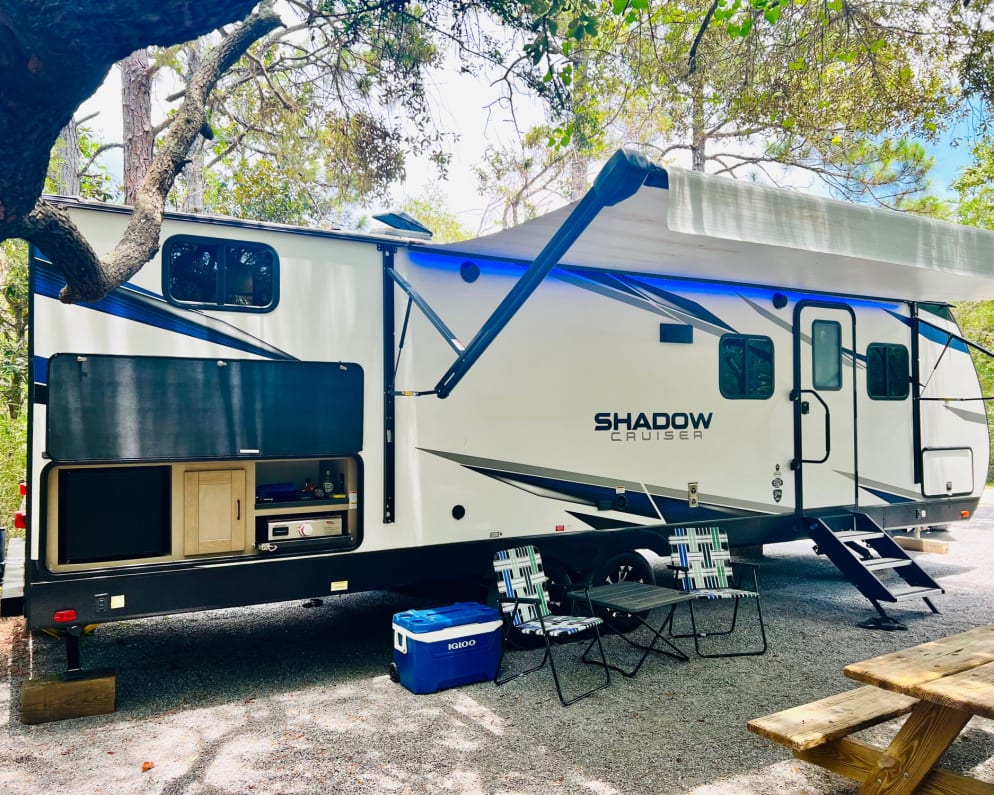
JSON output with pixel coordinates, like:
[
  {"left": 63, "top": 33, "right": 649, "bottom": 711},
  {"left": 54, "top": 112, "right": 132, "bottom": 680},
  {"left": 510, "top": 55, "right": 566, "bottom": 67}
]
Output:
[
  {"left": 439, "top": 152, "right": 994, "bottom": 304},
  {"left": 420, "top": 148, "right": 994, "bottom": 397}
]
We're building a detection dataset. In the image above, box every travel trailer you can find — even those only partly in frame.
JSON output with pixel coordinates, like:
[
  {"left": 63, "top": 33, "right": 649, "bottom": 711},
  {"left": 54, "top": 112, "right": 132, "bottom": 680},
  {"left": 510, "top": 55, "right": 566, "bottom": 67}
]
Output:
[{"left": 4, "top": 149, "right": 994, "bottom": 654}]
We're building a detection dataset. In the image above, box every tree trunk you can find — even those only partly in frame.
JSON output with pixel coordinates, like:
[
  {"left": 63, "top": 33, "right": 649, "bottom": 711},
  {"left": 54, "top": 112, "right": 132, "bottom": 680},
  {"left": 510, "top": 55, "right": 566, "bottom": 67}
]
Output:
[
  {"left": 568, "top": 48, "right": 591, "bottom": 201},
  {"left": 55, "top": 120, "right": 81, "bottom": 196},
  {"left": 691, "top": 75, "right": 706, "bottom": 172},
  {"left": 8, "top": 2, "right": 282, "bottom": 304},
  {"left": 120, "top": 48, "right": 154, "bottom": 205},
  {"left": 180, "top": 43, "right": 206, "bottom": 213},
  {"left": 569, "top": 155, "right": 587, "bottom": 202}
]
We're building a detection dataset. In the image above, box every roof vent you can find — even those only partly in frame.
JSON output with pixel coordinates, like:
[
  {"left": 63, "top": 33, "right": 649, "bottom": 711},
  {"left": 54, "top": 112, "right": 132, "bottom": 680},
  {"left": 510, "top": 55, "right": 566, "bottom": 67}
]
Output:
[{"left": 373, "top": 210, "right": 433, "bottom": 240}]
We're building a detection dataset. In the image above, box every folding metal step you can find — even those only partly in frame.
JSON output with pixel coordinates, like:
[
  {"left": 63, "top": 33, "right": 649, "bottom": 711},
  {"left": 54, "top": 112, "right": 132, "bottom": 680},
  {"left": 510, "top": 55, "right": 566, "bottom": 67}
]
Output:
[
  {"left": 804, "top": 512, "right": 943, "bottom": 626},
  {"left": 862, "top": 557, "right": 913, "bottom": 572},
  {"left": 889, "top": 585, "right": 944, "bottom": 601},
  {"left": 832, "top": 530, "right": 885, "bottom": 543}
]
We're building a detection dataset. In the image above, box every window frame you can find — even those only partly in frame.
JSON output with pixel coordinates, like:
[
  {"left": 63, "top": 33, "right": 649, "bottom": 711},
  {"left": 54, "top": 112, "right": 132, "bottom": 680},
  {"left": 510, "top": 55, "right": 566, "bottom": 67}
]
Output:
[
  {"left": 162, "top": 234, "right": 280, "bottom": 313},
  {"left": 718, "top": 333, "right": 776, "bottom": 400},
  {"left": 866, "top": 342, "right": 910, "bottom": 401}
]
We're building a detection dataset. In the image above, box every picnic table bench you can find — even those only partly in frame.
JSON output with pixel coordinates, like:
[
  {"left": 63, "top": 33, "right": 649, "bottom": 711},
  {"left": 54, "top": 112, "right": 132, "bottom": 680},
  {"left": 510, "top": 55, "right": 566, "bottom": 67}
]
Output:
[{"left": 748, "top": 623, "right": 994, "bottom": 794}]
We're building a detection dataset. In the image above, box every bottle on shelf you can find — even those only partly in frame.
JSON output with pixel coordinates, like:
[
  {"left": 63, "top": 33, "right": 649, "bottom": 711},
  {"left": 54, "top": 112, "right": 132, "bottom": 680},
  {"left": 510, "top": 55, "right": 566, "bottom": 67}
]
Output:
[
  {"left": 322, "top": 469, "right": 334, "bottom": 496},
  {"left": 336, "top": 472, "right": 346, "bottom": 497}
]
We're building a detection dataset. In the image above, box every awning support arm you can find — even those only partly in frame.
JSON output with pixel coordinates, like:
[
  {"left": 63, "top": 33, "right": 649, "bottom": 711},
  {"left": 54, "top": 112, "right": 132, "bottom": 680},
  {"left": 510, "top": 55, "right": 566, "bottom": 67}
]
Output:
[
  {"left": 434, "top": 148, "right": 666, "bottom": 398},
  {"left": 916, "top": 316, "right": 994, "bottom": 401},
  {"left": 385, "top": 267, "right": 465, "bottom": 355}
]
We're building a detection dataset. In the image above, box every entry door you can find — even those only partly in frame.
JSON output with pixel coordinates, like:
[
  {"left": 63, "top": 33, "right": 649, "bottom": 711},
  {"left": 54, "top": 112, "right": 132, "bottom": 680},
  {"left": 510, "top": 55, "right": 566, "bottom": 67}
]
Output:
[{"left": 793, "top": 302, "right": 858, "bottom": 513}]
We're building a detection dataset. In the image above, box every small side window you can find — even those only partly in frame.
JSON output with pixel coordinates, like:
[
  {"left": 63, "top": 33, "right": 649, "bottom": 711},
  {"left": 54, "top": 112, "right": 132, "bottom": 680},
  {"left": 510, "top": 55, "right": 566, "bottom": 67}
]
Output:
[
  {"left": 812, "top": 320, "right": 842, "bottom": 390},
  {"left": 719, "top": 335, "right": 774, "bottom": 399},
  {"left": 164, "top": 235, "right": 278, "bottom": 311},
  {"left": 867, "top": 343, "right": 909, "bottom": 400}
]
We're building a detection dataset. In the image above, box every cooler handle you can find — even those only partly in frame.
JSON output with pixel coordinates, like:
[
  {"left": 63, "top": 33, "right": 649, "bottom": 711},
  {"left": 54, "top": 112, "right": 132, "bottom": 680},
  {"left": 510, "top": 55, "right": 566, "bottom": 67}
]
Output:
[{"left": 393, "top": 630, "right": 407, "bottom": 654}]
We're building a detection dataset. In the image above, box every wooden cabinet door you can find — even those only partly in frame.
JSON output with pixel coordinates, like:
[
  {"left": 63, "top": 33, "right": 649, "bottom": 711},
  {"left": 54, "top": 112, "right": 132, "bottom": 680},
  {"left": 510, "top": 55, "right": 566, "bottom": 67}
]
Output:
[{"left": 184, "top": 470, "right": 246, "bottom": 555}]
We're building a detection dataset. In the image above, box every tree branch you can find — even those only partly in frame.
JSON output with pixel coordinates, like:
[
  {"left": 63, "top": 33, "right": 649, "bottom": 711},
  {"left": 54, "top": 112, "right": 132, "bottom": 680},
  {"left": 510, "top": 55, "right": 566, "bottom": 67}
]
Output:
[
  {"left": 23, "top": 1, "right": 284, "bottom": 303},
  {"left": 688, "top": 0, "right": 722, "bottom": 76}
]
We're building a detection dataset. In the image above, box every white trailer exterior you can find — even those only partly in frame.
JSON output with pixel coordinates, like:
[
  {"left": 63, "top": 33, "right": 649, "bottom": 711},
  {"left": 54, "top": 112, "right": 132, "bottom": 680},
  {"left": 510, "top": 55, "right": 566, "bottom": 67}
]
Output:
[{"left": 9, "top": 150, "right": 994, "bottom": 633}]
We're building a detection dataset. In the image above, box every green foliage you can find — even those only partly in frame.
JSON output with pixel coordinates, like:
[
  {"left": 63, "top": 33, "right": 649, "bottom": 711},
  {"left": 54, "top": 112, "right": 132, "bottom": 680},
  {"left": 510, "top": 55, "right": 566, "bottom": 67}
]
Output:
[
  {"left": 45, "top": 124, "right": 116, "bottom": 201},
  {"left": 952, "top": 301, "right": 994, "bottom": 483},
  {"left": 476, "top": 127, "right": 583, "bottom": 227},
  {"left": 546, "top": 0, "right": 961, "bottom": 205},
  {"left": 398, "top": 193, "right": 471, "bottom": 243},
  {"left": 0, "top": 241, "right": 27, "bottom": 421},
  {"left": 953, "top": 138, "right": 994, "bottom": 231},
  {"left": 951, "top": 136, "right": 994, "bottom": 482},
  {"left": 0, "top": 410, "right": 25, "bottom": 536},
  {"left": 0, "top": 241, "right": 27, "bottom": 534},
  {"left": 164, "top": 0, "right": 620, "bottom": 224}
]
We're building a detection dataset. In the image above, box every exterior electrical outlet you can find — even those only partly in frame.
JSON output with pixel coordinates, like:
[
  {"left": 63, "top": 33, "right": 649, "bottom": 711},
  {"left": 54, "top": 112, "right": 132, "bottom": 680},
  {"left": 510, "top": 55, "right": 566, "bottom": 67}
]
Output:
[{"left": 688, "top": 483, "right": 700, "bottom": 508}]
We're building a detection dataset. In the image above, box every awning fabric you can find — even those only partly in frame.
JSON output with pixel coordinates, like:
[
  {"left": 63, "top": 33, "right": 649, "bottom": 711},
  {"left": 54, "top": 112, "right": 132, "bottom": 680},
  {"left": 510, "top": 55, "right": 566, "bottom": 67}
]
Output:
[{"left": 437, "top": 156, "right": 994, "bottom": 303}]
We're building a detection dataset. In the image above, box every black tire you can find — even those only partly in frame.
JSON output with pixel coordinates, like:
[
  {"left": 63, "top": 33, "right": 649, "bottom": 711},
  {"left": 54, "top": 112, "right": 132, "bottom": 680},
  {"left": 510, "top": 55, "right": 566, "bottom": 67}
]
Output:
[
  {"left": 542, "top": 557, "right": 575, "bottom": 616},
  {"left": 388, "top": 661, "right": 400, "bottom": 683},
  {"left": 588, "top": 550, "right": 656, "bottom": 634}
]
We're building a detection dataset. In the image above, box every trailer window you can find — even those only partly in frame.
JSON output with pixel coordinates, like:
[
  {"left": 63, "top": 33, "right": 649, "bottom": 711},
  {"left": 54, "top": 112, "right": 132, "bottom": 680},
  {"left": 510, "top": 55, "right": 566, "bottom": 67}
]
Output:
[
  {"left": 812, "top": 320, "right": 842, "bottom": 390},
  {"left": 164, "top": 235, "right": 278, "bottom": 311},
  {"left": 719, "top": 335, "right": 774, "bottom": 399},
  {"left": 867, "top": 343, "right": 909, "bottom": 400}
]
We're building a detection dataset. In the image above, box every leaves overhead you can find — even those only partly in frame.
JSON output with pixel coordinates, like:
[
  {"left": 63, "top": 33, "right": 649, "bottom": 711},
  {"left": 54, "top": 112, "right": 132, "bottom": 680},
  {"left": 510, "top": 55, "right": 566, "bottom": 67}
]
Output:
[{"left": 575, "top": 0, "right": 963, "bottom": 202}]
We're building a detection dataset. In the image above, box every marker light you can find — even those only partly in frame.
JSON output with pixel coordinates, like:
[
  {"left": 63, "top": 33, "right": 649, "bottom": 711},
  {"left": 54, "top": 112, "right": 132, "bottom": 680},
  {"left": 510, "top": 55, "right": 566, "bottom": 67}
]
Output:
[
  {"left": 53, "top": 609, "right": 77, "bottom": 623},
  {"left": 961, "top": 511, "right": 971, "bottom": 519},
  {"left": 18, "top": 481, "right": 26, "bottom": 496},
  {"left": 13, "top": 510, "right": 25, "bottom": 529}
]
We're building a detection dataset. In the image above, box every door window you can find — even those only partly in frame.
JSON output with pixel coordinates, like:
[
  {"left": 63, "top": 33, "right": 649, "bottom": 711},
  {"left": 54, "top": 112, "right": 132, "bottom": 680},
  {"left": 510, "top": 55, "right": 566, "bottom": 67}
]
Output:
[{"left": 812, "top": 320, "right": 842, "bottom": 390}]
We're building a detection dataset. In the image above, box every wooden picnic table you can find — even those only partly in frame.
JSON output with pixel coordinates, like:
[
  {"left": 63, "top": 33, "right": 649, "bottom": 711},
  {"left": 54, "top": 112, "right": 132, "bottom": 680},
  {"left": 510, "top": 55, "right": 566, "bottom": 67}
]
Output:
[
  {"left": 840, "top": 622, "right": 994, "bottom": 794},
  {"left": 748, "top": 623, "right": 994, "bottom": 794}
]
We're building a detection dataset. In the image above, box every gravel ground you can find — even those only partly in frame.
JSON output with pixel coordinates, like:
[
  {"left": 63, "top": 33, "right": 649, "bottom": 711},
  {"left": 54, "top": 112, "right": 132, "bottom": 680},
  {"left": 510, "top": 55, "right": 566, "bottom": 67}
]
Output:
[{"left": 3, "top": 497, "right": 994, "bottom": 795}]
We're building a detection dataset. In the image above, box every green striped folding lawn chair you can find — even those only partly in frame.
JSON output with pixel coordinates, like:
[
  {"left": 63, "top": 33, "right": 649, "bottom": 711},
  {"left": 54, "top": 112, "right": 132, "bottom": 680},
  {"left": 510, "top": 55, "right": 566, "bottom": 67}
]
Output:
[
  {"left": 667, "top": 526, "right": 768, "bottom": 658},
  {"left": 492, "top": 544, "right": 611, "bottom": 705}
]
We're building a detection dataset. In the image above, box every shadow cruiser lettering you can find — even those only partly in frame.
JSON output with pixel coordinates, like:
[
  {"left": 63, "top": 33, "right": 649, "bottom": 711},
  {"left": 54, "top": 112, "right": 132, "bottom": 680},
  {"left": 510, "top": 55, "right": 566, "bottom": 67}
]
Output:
[{"left": 594, "top": 411, "right": 712, "bottom": 442}]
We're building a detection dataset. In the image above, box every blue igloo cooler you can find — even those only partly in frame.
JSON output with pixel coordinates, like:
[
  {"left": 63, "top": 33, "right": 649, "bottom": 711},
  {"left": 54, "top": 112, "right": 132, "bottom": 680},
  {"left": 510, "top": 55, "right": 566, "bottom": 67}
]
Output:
[{"left": 392, "top": 602, "right": 503, "bottom": 694}]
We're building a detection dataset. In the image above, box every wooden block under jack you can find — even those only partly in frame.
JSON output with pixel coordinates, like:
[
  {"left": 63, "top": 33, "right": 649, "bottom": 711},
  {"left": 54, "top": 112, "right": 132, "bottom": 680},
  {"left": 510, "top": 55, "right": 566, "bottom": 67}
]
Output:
[
  {"left": 892, "top": 535, "right": 949, "bottom": 554},
  {"left": 21, "top": 668, "right": 116, "bottom": 725}
]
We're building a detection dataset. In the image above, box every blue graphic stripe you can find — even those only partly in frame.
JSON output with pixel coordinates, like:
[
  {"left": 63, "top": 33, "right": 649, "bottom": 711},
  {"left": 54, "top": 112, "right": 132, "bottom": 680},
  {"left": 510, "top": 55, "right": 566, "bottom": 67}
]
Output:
[
  {"left": 464, "top": 462, "right": 766, "bottom": 524},
  {"left": 649, "top": 493, "right": 760, "bottom": 522},
  {"left": 34, "top": 264, "right": 295, "bottom": 365},
  {"left": 887, "top": 310, "right": 969, "bottom": 353},
  {"left": 467, "top": 466, "right": 661, "bottom": 520},
  {"left": 625, "top": 277, "right": 735, "bottom": 332},
  {"left": 859, "top": 485, "right": 913, "bottom": 504},
  {"left": 556, "top": 267, "right": 735, "bottom": 334},
  {"left": 32, "top": 355, "right": 48, "bottom": 385}
]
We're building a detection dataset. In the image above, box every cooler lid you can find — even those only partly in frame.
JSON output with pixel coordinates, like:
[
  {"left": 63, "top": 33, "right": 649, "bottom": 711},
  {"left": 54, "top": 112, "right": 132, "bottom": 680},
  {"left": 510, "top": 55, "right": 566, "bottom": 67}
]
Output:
[{"left": 393, "top": 601, "right": 500, "bottom": 633}]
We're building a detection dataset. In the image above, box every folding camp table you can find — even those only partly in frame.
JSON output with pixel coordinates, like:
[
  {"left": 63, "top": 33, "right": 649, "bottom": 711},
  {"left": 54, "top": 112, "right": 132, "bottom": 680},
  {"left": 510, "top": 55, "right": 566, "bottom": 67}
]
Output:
[{"left": 581, "top": 581, "right": 694, "bottom": 676}]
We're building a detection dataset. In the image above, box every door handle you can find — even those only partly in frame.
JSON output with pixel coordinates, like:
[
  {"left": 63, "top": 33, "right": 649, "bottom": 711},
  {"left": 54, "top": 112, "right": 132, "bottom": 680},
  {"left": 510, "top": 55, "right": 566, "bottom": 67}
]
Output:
[
  {"left": 236, "top": 499, "right": 241, "bottom": 520},
  {"left": 798, "top": 389, "right": 831, "bottom": 464}
]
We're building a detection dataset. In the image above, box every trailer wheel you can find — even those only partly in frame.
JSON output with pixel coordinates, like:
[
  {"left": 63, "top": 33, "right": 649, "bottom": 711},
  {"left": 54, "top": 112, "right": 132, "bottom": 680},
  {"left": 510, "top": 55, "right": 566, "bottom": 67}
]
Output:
[
  {"left": 542, "top": 558, "right": 575, "bottom": 616},
  {"left": 588, "top": 550, "right": 656, "bottom": 635}
]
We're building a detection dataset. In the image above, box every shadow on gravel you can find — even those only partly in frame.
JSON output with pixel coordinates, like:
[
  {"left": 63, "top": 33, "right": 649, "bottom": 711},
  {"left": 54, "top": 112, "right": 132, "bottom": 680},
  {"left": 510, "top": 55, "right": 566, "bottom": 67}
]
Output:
[{"left": 4, "top": 523, "right": 994, "bottom": 795}]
